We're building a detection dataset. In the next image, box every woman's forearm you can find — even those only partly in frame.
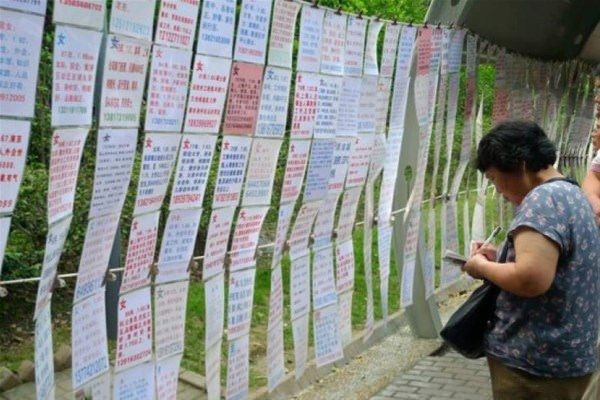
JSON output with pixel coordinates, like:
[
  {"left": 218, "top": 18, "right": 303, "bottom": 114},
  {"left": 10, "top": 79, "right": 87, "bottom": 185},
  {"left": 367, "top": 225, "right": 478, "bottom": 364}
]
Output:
[{"left": 478, "top": 260, "right": 550, "bottom": 298}]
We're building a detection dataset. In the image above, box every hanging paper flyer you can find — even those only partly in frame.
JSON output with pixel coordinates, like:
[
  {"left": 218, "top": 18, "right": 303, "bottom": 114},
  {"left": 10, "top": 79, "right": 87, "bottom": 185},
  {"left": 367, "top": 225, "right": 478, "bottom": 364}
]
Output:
[
  {"left": 89, "top": 129, "right": 137, "bottom": 219},
  {"left": 212, "top": 136, "right": 252, "bottom": 208},
  {"left": 292, "top": 313, "right": 309, "bottom": 379},
  {"left": 290, "top": 253, "right": 310, "bottom": 320},
  {"left": 234, "top": 0, "right": 273, "bottom": 64},
  {"left": 312, "top": 245, "right": 337, "bottom": 310},
  {"left": 184, "top": 55, "right": 231, "bottom": 134},
  {"left": 380, "top": 23, "right": 402, "bottom": 77},
  {"left": 34, "top": 216, "right": 72, "bottom": 320},
  {"left": 312, "top": 193, "right": 340, "bottom": 248},
  {"left": 320, "top": 11, "right": 346, "bottom": 76},
  {"left": 336, "top": 77, "right": 361, "bottom": 137},
  {"left": 255, "top": 67, "right": 292, "bottom": 138},
  {"left": 223, "top": 62, "right": 264, "bottom": 135},
  {"left": 154, "top": 280, "right": 189, "bottom": 360},
  {"left": 328, "top": 137, "right": 354, "bottom": 194},
  {"left": 268, "top": 265, "right": 284, "bottom": 328},
  {"left": 336, "top": 186, "right": 362, "bottom": 242},
  {"left": 53, "top": 0, "right": 105, "bottom": 30},
  {"left": 0, "top": 10, "right": 43, "bottom": 118},
  {"left": 271, "top": 202, "right": 294, "bottom": 269},
  {"left": 343, "top": 16, "right": 367, "bottom": 76},
  {"left": 157, "top": 208, "right": 202, "bottom": 267},
  {"left": 375, "top": 77, "right": 393, "bottom": 134},
  {"left": 267, "top": 319, "right": 285, "bottom": 392},
  {"left": 156, "top": 353, "right": 182, "bottom": 400},
  {"left": 297, "top": 5, "right": 325, "bottom": 72},
  {"left": 346, "top": 134, "right": 374, "bottom": 188},
  {"left": 401, "top": 210, "right": 421, "bottom": 307},
  {"left": 48, "top": 128, "right": 88, "bottom": 225},
  {"left": 313, "top": 304, "right": 344, "bottom": 367},
  {"left": 227, "top": 268, "right": 256, "bottom": 339},
  {"left": 204, "top": 272, "right": 225, "bottom": 348},
  {"left": 133, "top": 133, "right": 179, "bottom": 216},
  {"left": 205, "top": 340, "right": 222, "bottom": 400},
  {"left": 357, "top": 75, "right": 378, "bottom": 133},
  {"left": 304, "top": 139, "right": 335, "bottom": 202},
  {"left": 226, "top": 334, "right": 250, "bottom": 400},
  {"left": 335, "top": 239, "right": 355, "bottom": 293},
  {"left": 116, "top": 287, "right": 153, "bottom": 371},
  {"left": 242, "top": 138, "right": 282, "bottom": 206},
  {"left": 0, "top": 119, "right": 30, "bottom": 214},
  {"left": 120, "top": 211, "right": 160, "bottom": 294},
  {"left": 34, "top": 303, "right": 54, "bottom": 400},
  {"left": 268, "top": 0, "right": 301, "bottom": 68},
  {"left": 99, "top": 35, "right": 150, "bottom": 127},
  {"left": 0, "top": 0, "right": 47, "bottom": 14},
  {"left": 202, "top": 207, "right": 235, "bottom": 280},
  {"left": 314, "top": 75, "right": 342, "bottom": 139},
  {"left": 113, "top": 362, "right": 155, "bottom": 400},
  {"left": 71, "top": 291, "right": 109, "bottom": 388},
  {"left": 363, "top": 20, "right": 384, "bottom": 75},
  {"left": 73, "top": 373, "right": 110, "bottom": 400},
  {"left": 109, "top": 0, "right": 156, "bottom": 41},
  {"left": 229, "top": 206, "right": 269, "bottom": 271},
  {"left": 290, "top": 72, "right": 320, "bottom": 139},
  {"left": 288, "top": 200, "right": 320, "bottom": 259},
  {"left": 338, "top": 290, "right": 353, "bottom": 346},
  {"left": 280, "top": 139, "right": 311, "bottom": 203},
  {"left": 196, "top": 0, "right": 236, "bottom": 58},
  {"left": 154, "top": 0, "right": 200, "bottom": 50},
  {"left": 74, "top": 213, "right": 120, "bottom": 302},
  {"left": 51, "top": 25, "right": 102, "bottom": 127},
  {"left": 144, "top": 46, "right": 192, "bottom": 132},
  {"left": 170, "top": 134, "right": 216, "bottom": 209}
]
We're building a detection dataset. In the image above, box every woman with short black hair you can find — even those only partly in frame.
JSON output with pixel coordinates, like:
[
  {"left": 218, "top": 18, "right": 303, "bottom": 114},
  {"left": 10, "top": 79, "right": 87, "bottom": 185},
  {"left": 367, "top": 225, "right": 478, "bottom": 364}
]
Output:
[{"left": 463, "top": 120, "right": 600, "bottom": 399}]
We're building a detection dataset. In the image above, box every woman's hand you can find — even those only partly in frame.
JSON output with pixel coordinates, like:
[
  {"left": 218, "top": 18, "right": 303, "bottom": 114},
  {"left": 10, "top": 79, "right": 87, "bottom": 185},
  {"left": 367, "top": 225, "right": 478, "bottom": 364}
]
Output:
[
  {"left": 462, "top": 253, "right": 489, "bottom": 280},
  {"left": 471, "top": 241, "right": 497, "bottom": 260}
]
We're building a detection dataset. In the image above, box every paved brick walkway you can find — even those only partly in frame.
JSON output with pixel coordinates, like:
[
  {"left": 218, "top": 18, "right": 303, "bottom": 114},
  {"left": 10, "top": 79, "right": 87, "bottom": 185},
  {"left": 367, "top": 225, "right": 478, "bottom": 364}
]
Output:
[{"left": 371, "top": 349, "right": 492, "bottom": 400}]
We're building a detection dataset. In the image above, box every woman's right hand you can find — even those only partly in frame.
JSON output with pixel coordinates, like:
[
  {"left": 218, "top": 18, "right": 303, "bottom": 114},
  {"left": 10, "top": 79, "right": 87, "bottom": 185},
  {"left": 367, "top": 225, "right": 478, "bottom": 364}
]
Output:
[{"left": 471, "top": 240, "right": 497, "bottom": 261}]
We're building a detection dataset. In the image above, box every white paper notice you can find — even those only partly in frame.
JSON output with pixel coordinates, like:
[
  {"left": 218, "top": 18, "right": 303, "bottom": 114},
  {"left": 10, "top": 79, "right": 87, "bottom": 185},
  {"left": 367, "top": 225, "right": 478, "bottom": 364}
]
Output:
[
  {"left": 157, "top": 208, "right": 202, "bottom": 268},
  {"left": 144, "top": 46, "right": 192, "bottom": 132},
  {"left": 34, "top": 216, "right": 71, "bottom": 320},
  {"left": 358, "top": 75, "right": 378, "bottom": 133},
  {"left": 336, "top": 239, "right": 355, "bottom": 293},
  {"left": 155, "top": 0, "right": 200, "bottom": 50},
  {"left": 0, "top": 217, "right": 10, "bottom": 277},
  {"left": 0, "top": 10, "right": 43, "bottom": 118},
  {"left": 255, "top": 67, "right": 292, "bottom": 138},
  {"left": 338, "top": 290, "right": 353, "bottom": 347},
  {"left": 74, "top": 213, "right": 120, "bottom": 302},
  {"left": 156, "top": 353, "right": 182, "bottom": 400},
  {"left": 116, "top": 287, "right": 153, "bottom": 371},
  {"left": 184, "top": 55, "right": 231, "bottom": 133},
  {"left": 109, "top": 0, "right": 156, "bottom": 41},
  {"left": 336, "top": 77, "right": 361, "bottom": 137},
  {"left": 53, "top": 0, "right": 105, "bottom": 30},
  {"left": 34, "top": 303, "right": 54, "bottom": 400},
  {"left": 375, "top": 77, "right": 393, "bottom": 133},
  {"left": 113, "top": 361, "right": 155, "bottom": 400},
  {"left": 226, "top": 334, "right": 250, "bottom": 400},
  {"left": 378, "top": 224, "right": 393, "bottom": 279},
  {"left": 313, "top": 304, "right": 344, "bottom": 367},
  {"left": 205, "top": 272, "right": 225, "bottom": 348},
  {"left": 346, "top": 134, "right": 374, "bottom": 188},
  {"left": 242, "top": 138, "right": 282, "bottom": 206},
  {"left": 205, "top": 340, "right": 222, "bottom": 400},
  {"left": 99, "top": 34, "right": 150, "bottom": 127},
  {"left": 288, "top": 200, "right": 320, "bottom": 260},
  {"left": 271, "top": 202, "right": 294, "bottom": 269},
  {"left": 336, "top": 186, "right": 361, "bottom": 242},
  {"left": 203, "top": 207, "right": 235, "bottom": 280},
  {"left": 344, "top": 17, "right": 367, "bottom": 76},
  {"left": 297, "top": 5, "right": 325, "bottom": 72},
  {"left": 441, "top": 200, "right": 461, "bottom": 287},
  {"left": 197, "top": 0, "right": 236, "bottom": 57},
  {"left": 154, "top": 280, "right": 189, "bottom": 360},
  {"left": 48, "top": 128, "right": 88, "bottom": 225},
  {"left": 280, "top": 139, "right": 311, "bottom": 203},
  {"left": 229, "top": 206, "right": 268, "bottom": 271},
  {"left": 170, "top": 134, "right": 216, "bottom": 209},
  {"left": 227, "top": 268, "right": 256, "bottom": 339},
  {"left": 290, "top": 253, "right": 310, "bottom": 320},
  {"left": 290, "top": 72, "right": 319, "bottom": 139},
  {"left": 89, "top": 128, "right": 136, "bottom": 219},
  {"left": 313, "top": 245, "right": 337, "bottom": 310},
  {"left": 212, "top": 136, "right": 252, "bottom": 208},
  {"left": 120, "top": 211, "right": 159, "bottom": 294},
  {"left": 329, "top": 137, "right": 353, "bottom": 194},
  {"left": 380, "top": 24, "right": 402, "bottom": 77},
  {"left": 268, "top": 264, "right": 284, "bottom": 328},
  {"left": 234, "top": 0, "right": 273, "bottom": 64},
  {"left": 51, "top": 25, "right": 102, "bottom": 127},
  {"left": 0, "top": 119, "right": 29, "bottom": 214},
  {"left": 71, "top": 291, "right": 109, "bottom": 388},
  {"left": 314, "top": 75, "right": 342, "bottom": 139},
  {"left": 363, "top": 20, "right": 384, "bottom": 75},
  {"left": 304, "top": 139, "right": 335, "bottom": 202},
  {"left": 0, "top": 0, "right": 46, "bottom": 14},
  {"left": 74, "top": 372, "right": 110, "bottom": 400},
  {"left": 268, "top": 0, "right": 301, "bottom": 68},
  {"left": 320, "top": 11, "right": 346, "bottom": 75},
  {"left": 401, "top": 210, "right": 420, "bottom": 307},
  {"left": 133, "top": 133, "right": 179, "bottom": 216},
  {"left": 292, "top": 313, "right": 309, "bottom": 379},
  {"left": 267, "top": 319, "right": 285, "bottom": 392},
  {"left": 313, "top": 193, "right": 339, "bottom": 248}
]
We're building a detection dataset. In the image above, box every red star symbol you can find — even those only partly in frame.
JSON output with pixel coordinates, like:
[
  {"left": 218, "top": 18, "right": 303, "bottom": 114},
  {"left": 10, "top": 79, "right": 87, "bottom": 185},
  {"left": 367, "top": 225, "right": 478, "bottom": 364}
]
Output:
[
  {"left": 132, "top": 221, "right": 139, "bottom": 230},
  {"left": 183, "top": 139, "right": 190, "bottom": 149},
  {"left": 119, "top": 299, "right": 126, "bottom": 310},
  {"left": 145, "top": 137, "right": 153, "bottom": 148},
  {"left": 239, "top": 211, "right": 246, "bottom": 220},
  {"left": 297, "top": 74, "right": 303, "bottom": 83},
  {"left": 52, "top": 135, "right": 60, "bottom": 145},
  {"left": 156, "top": 48, "right": 163, "bottom": 58},
  {"left": 290, "top": 144, "right": 295, "bottom": 153},
  {"left": 195, "top": 60, "right": 204, "bottom": 71},
  {"left": 223, "top": 141, "right": 230, "bottom": 150},
  {"left": 212, "top": 215, "right": 218, "bottom": 223},
  {"left": 233, "top": 65, "right": 240, "bottom": 75}
]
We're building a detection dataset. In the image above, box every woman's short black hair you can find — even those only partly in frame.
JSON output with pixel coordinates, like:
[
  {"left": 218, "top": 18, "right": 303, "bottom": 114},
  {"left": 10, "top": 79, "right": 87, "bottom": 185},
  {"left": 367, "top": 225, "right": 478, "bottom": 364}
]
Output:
[{"left": 476, "top": 120, "right": 557, "bottom": 173}]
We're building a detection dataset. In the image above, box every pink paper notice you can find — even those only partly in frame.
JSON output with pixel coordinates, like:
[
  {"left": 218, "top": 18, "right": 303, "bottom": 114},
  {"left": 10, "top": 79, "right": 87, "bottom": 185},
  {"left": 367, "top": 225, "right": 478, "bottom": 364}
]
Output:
[{"left": 223, "top": 62, "right": 264, "bottom": 135}]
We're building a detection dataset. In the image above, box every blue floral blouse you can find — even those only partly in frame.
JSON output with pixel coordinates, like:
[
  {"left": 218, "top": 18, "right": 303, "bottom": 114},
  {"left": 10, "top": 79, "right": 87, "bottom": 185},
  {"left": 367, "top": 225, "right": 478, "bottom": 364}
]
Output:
[{"left": 485, "top": 180, "right": 600, "bottom": 378}]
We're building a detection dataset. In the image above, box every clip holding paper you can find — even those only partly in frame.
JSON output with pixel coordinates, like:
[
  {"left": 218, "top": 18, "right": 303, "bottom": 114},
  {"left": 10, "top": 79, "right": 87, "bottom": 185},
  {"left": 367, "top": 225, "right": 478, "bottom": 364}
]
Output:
[
  {"left": 311, "top": 0, "right": 319, "bottom": 9},
  {"left": 148, "top": 264, "right": 159, "bottom": 279},
  {"left": 335, "top": 7, "right": 342, "bottom": 16}
]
